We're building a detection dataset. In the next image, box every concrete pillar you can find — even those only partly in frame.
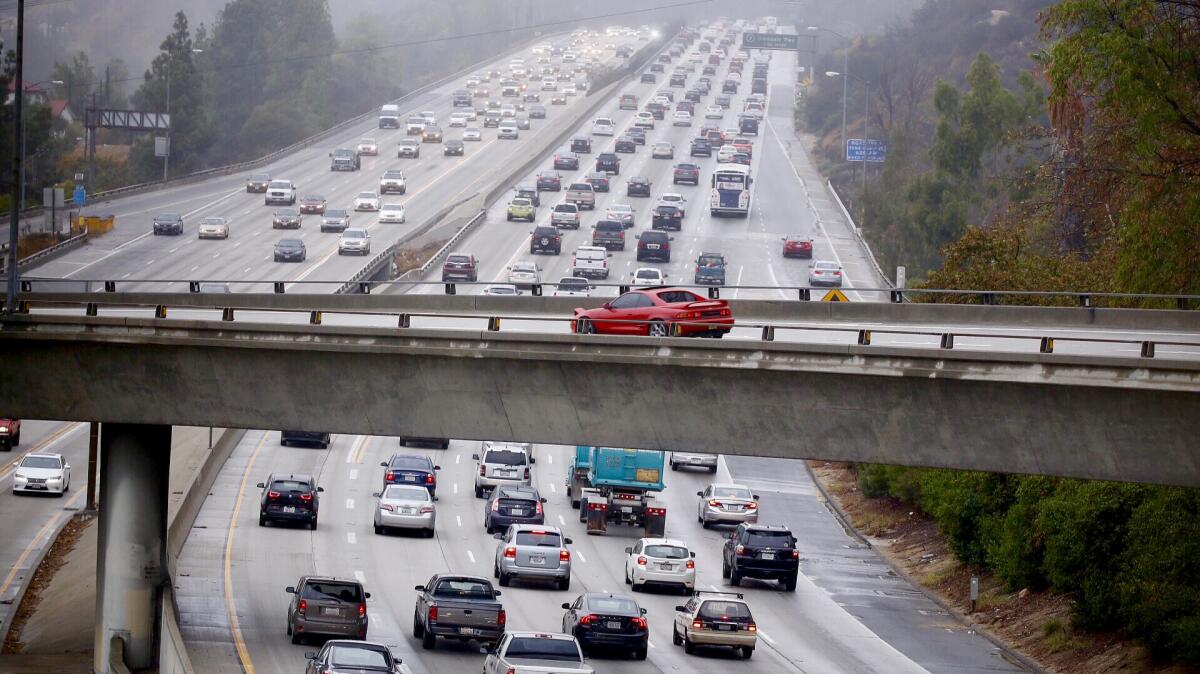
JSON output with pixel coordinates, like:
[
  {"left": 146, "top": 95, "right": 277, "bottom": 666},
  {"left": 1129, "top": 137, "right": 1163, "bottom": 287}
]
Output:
[{"left": 93, "top": 423, "right": 171, "bottom": 673}]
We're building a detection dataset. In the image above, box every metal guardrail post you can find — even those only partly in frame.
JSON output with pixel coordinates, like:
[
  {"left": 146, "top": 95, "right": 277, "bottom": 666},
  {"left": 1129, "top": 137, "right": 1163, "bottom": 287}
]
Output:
[
  {"left": 1178, "top": 297, "right": 1190, "bottom": 310},
  {"left": 981, "top": 292, "right": 996, "bottom": 305},
  {"left": 940, "top": 333, "right": 955, "bottom": 349},
  {"left": 797, "top": 288, "right": 811, "bottom": 301},
  {"left": 222, "top": 307, "right": 234, "bottom": 322},
  {"left": 154, "top": 305, "right": 167, "bottom": 319},
  {"left": 20, "top": 280, "right": 30, "bottom": 292},
  {"left": 309, "top": 310, "right": 322, "bottom": 325},
  {"left": 358, "top": 282, "right": 371, "bottom": 294},
  {"left": 487, "top": 317, "right": 501, "bottom": 331},
  {"left": 445, "top": 283, "right": 456, "bottom": 295},
  {"left": 889, "top": 290, "right": 904, "bottom": 303},
  {"left": 1039, "top": 337, "right": 1054, "bottom": 353},
  {"left": 531, "top": 284, "right": 542, "bottom": 297},
  {"left": 273, "top": 282, "right": 285, "bottom": 294},
  {"left": 86, "top": 302, "right": 97, "bottom": 317},
  {"left": 104, "top": 281, "right": 116, "bottom": 292},
  {"left": 188, "top": 281, "right": 200, "bottom": 293},
  {"left": 1079, "top": 294, "right": 1091, "bottom": 308},
  {"left": 857, "top": 329, "right": 872, "bottom": 345},
  {"left": 619, "top": 285, "right": 630, "bottom": 294},
  {"left": 761, "top": 325, "right": 775, "bottom": 341},
  {"left": 707, "top": 287, "right": 720, "bottom": 299},
  {"left": 398, "top": 313, "right": 410, "bottom": 328},
  {"left": 1141, "top": 341, "right": 1155, "bottom": 358}
]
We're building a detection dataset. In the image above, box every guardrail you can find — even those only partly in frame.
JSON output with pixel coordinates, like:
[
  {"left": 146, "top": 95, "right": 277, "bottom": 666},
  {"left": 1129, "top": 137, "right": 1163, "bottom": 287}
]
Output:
[
  {"left": 0, "top": 230, "right": 87, "bottom": 275},
  {"left": 8, "top": 296, "right": 1198, "bottom": 362},
  {"left": 827, "top": 178, "right": 892, "bottom": 290}
]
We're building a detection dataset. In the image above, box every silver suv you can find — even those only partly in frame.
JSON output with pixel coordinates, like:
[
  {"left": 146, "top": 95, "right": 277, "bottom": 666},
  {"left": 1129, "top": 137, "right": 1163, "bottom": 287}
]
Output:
[
  {"left": 492, "top": 524, "right": 572, "bottom": 590},
  {"left": 473, "top": 442, "right": 533, "bottom": 497}
]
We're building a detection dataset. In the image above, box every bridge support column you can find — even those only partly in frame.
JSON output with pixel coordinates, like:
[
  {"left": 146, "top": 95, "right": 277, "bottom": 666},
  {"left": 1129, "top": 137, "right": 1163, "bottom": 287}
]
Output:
[{"left": 93, "top": 423, "right": 171, "bottom": 673}]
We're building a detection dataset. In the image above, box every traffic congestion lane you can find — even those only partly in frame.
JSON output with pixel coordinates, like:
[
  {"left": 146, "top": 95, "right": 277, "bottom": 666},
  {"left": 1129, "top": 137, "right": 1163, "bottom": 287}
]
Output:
[{"left": 31, "top": 34, "right": 641, "bottom": 293}]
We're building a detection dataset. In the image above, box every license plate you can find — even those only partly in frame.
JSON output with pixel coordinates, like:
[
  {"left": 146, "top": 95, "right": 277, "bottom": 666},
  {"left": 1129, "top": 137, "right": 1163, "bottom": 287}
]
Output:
[
  {"left": 283, "top": 506, "right": 296, "bottom": 513},
  {"left": 404, "top": 475, "right": 417, "bottom": 482},
  {"left": 647, "top": 244, "right": 660, "bottom": 249},
  {"left": 511, "top": 509, "right": 526, "bottom": 516},
  {"left": 531, "top": 555, "right": 545, "bottom": 565},
  {"left": 660, "top": 564, "right": 674, "bottom": 571},
  {"left": 459, "top": 626, "right": 478, "bottom": 636},
  {"left": 717, "top": 623, "right": 737, "bottom": 631},
  {"left": 730, "top": 505, "right": 743, "bottom": 511},
  {"left": 605, "top": 620, "right": 622, "bottom": 630},
  {"left": 322, "top": 607, "right": 340, "bottom": 617},
  {"left": 621, "top": 506, "right": 633, "bottom": 513},
  {"left": 28, "top": 484, "right": 46, "bottom": 490},
  {"left": 401, "top": 507, "right": 416, "bottom": 515},
  {"left": 762, "top": 552, "right": 775, "bottom": 560}
]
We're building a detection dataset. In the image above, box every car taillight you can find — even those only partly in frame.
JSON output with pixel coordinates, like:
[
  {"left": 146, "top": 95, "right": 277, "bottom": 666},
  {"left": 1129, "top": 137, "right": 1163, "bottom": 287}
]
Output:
[
  {"left": 632, "top": 616, "right": 648, "bottom": 629},
  {"left": 425, "top": 474, "right": 435, "bottom": 485},
  {"left": 736, "top": 544, "right": 745, "bottom": 555},
  {"left": 709, "top": 499, "right": 722, "bottom": 507},
  {"left": 358, "top": 603, "right": 367, "bottom": 618},
  {"left": 268, "top": 491, "right": 281, "bottom": 499},
  {"left": 491, "top": 499, "right": 500, "bottom": 512},
  {"left": 385, "top": 471, "right": 394, "bottom": 481},
  {"left": 686, "top": 559, "right": 695, "bottom": 569},
  {"left": 792, "top": 549, "right": 800, "bottom": 559},
  {"left": 380, "top": 503, "right": 393, "bottom": 512},
  {"left": 579, "top": 614, "right": 597, "bottom": 626},
  {"left": 746, "top": 501, "right": 758, "bottom": 509},
  {"left": 535, "top": 501, "right": 544, "bottom": 515},
  {"left": 692, "top": 619, "right": 702, "bottom": 629},
  {"left": 498, "top": 609, "right": 507, "bottom": 626},
  {"left": 504, "top": 546, "right": 517, "bottom": 559},
  {"left": 833, "top": 271, "right": 842, "bottom": 276},
  {"left": 637, "top": 555, "right": 647, "bottom": 566},
  {"left": 560, "top": 549, "right": 571, "bottom": 562},
  {"left": 720, "top": 308, "right": 731, "bottom": 317},
  {"left": 300, "top": 493, "right": 313, "bottom": 501},
  {"left": 524, "top": 467, "right": 531, "bottom": 480},
  {"left": 298, "top": 599, "right": 307, "bottom": 616},
  {"left": 428, "top": 605, "right": 438, "bottom": 621},
  {"left": 748, "top": 622, "right": 757, "bottom": 632}
]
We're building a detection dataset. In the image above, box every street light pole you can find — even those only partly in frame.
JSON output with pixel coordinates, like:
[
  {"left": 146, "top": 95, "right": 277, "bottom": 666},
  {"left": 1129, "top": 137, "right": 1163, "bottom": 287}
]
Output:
[
  {"left": 163, "top": 59, "right": 170, "bottom": 180},
  {"left": 809, "top": 26, "right": 851, "bottom": 160},
  {"left": 5, "top": 0, "right": 24, "bottom": 313}
]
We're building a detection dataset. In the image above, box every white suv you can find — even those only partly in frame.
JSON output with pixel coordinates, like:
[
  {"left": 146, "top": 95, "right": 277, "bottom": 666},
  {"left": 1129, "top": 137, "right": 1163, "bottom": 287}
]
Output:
[{"left": 473, "top": 442, "right": 533, "bottom": 497}]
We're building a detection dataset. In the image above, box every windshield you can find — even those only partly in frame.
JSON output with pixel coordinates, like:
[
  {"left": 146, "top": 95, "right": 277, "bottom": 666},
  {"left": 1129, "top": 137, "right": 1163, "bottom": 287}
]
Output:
[
  {"left": 155, "top": 213, "right": 180, "bottom": 221},
  {"left": 558, "top": 279, "right": 587, "bottom": 290},
  {"left": 342, "top": 230, "right": 366, "bottom": 239},
  {"left": 645, "top": 544, "right": 689, "bottom": 559},
  {"left": 270, "top": 479, "right": 309, "bottom": 492},
  {"left": 21, "top": 456, "right": 60, "bottom": 469},
  {"left": 301, "top": 582, "right": 362, "bottom": 603},
  {"left": 249, "top": 174, "right": 269, "bottom": 181},
  {"left": 381, "top": 204, "right": 403, "bottom": 212},
  {"left": 747, "top": 530, "right": 796, "bottom": 548},
  {"left": 484, "top": 450, "right": 528, "bottom": 466},
  {"left": 712, "top": 486, "right": 753, "bottom": 499},
  {"left": 511, "top": 263, "right": 536, "bottom": 272},
  {"left": 589, "top": 596, "right": 639, "bottom": 614},
  {"left": 699, "top": 601, "right": 752, "bottom": 620},
  {"left": 268, "top": 181, "right": 291, "bottom": 189},
  {"left": 515, "top": 531, "right": 562, "bottom": 547},
  {"left": 504, "top": 637, "right": 580, "bottom": 662},
  {"left": 329, "top": 645, "right": 388, "bottom": 668},
  {"left": 357, "top": 192, "right": 376, "bottom": 199},
  {"left": 432, "top": 579, "right": 493, "bottom": 598},
  {"left": 383, "top": 485, "right": 429, "bottom": 501},
  {"left": 325, "top": 210, "right": 347, "bottom": 218},
  {"left": 636, "top": 270, "right": 660, "bottom": 279}
]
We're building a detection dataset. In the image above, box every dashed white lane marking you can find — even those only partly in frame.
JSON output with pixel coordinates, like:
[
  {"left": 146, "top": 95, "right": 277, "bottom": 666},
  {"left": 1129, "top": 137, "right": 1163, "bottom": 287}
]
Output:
[
  {"left": 190, "top": 265, "right": 200, "bottom": 272},
  {"left": 346, "top": 498, "right": 355, "bottom": 510},
  {"left": 546, "top": 454, "right": 553, "bottom": 464},
  {"left": 456, "top": 515, "right": 463, "bottom": 528},
  {"left": 347, "top": 532, "right": 357, "bottom": 544},
  {"left": 467, "top": 550, "right": 476, "bottom": 563},
  {"left": 453, "top": 483, "right": 459, "bottom": 494},
  {"left": 355, "top": 570, "right": 366, "bottom": 584},
  {"left": 549, "top": 483, "right": 557, "bottom": 493},
  {"left": 558, "top": 514, "right": 566, "bottom": 525},
  {"left": 575, "top": 550, "right": 587, "bottom": 563},
  {"left": 121, "top": 272, "right": 131, "bottom": 279},
  {"left": 758, "top": 630, "right": 776, "bottom": 646},
  {"left": 349, "top": 469, "right": 358, "bottom": 481},
  {"left": 455, "top": 454, "right": 461, "bottom": 464}
]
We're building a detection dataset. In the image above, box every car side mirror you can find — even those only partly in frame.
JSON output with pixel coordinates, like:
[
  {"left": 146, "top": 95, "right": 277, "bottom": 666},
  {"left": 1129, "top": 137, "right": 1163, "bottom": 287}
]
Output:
[
  {"left": 493, "top": 532, "right": 505, "bottom": 540},
  {"left": 540, "top": 497, "right": 548, "bottom": 503},
  {"left": 625, "top": 546, "right": 633, "bottom": 554},
  {"left": 472, "top": 453, "right": 480, "bottom": 460},
  {"left": 753, "top": 494, "right": 759, "bottom": 500},
  {"left": 364, "top": 591, "right": 372, "bottom": 599},
  {"left": 256, "top": 482, "right": 265, "bottom": 489},
  {"left": 434, "top": 466, "right": 441, "bottom": 471},
  {"left": 372, "top": 492, "right": 381, "bottom": 498},
  {"left": 565, "top": 537, "right": 573, "bottom": 545},
  {"left": 641, "top": 607, "right": 648, "bottom": 615},
  {"left": 414, "top": 585, "right": 425, "bottom": 592},
  {"left": 669, "top": 237, "right": 675, "bottom": 241},
  {"left": 305, "top": 651, "right": 317, "bottom": 660},
  {"left": 675, "top": 605, "right": 687, "bottom": 612},
  {"left": 696, "top": 490, "right": 704, "bottom": 496},
  {"left": 562, "top": 602, "right": 572, "bottom": 609},
  {"left": 602, "top": 301, "right": 613, "bottom": 309},
  {"left": 286, "top": 586, "right": 296, "bottom": 594},
  {"left": 380, "top": 461, "right": 388, "bottom": 467},
  {"left": 317, "top": 487, "right": 324, "bottom": 492}
]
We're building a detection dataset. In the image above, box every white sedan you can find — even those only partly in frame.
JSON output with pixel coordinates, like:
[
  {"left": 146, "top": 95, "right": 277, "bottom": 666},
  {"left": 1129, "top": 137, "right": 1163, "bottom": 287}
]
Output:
[
  {"left": 624, "top": 537, "right": 695, "bottom": 593},
  {"left": 448, "top": 112, "right": 469, "bottom": 127},
  {"left": 651, "top": 142, "right": 674, "bottom": 159},
  {"left": 672, "top": 110, "right": 692, "bottom": 127},
  {"left": 378, "top": 203, "right": 407, "bottom": 223},
  {"left": 632, "top": 267, "right": 667, "bottom": 286},
  {"left": 357, "top": 137, "right": 378, "bottom": 155},
  {"left": 463, "top": 127, "right": 483, "bottom": 141},
  {"left": 657, "top": 192, "right": 687, "bottom": 216},
  {"left": 13, "top": 452, "right": 70, "bottom": 496},
  {"left": 483, "top": 284, "right": 522, "bottom": 296},
  {"left": 704, "top": 105, "right": 724, "bottom": 119},
  {"left": 633, "top": 112, "right": 655, "bottom": 128},
  {"left": 506, "top": 261, "right": 541, "bottom": 288},
  {"left": 353, "top": 191, "right": 381, "bottom": 211}
]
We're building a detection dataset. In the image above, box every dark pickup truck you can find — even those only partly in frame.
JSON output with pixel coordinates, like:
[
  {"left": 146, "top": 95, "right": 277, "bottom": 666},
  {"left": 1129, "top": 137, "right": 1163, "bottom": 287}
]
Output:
[
  {"left": 592, "top": 220, "right": 627, "bottom": 251},
  {"left": 694, "top": 252, "right": 727, "bottom": 285},
  {"left": 413, "top": 574, "right": 505, "bottom": 650},
  {"left": 570, "top": 136, "right": 592, "bottom": 153}
]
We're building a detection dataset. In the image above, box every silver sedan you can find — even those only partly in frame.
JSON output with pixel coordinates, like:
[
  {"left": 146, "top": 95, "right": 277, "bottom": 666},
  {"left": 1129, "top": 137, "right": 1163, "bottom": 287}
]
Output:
[
  {"left": 808, "top": 260, "right": 844, "bottom": 287},
  {"left": 507, "top": 262, "right": 541, "bottom": 288},
  {"left": 373, "top": 484, "right": 435, "bottom": 536},
  {"left": 697, "top": 483, "right": 759, "bottom": 527},
  {"left": 197, "top": 216, "right": 230, "bottom": 239}
]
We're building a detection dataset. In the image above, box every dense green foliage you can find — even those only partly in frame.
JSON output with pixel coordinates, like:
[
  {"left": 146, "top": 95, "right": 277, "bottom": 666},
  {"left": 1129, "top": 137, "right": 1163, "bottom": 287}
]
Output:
[{"left": 857, "top": 465, "right": 1200, "bottom": 663}]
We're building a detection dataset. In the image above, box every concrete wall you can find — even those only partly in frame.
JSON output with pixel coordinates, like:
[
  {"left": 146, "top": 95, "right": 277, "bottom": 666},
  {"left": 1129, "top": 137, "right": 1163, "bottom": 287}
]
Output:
[{"left": 2, "top": 315, "right": 1199, "bottom": 486}]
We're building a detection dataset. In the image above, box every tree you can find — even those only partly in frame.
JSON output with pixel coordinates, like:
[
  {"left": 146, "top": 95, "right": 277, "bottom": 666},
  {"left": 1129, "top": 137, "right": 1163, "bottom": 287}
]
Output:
[
  {"left": 128, "top": 11, "right": 214, "bottom": 180},
  {"left": 51, "top": 51, "right": 95, "bottom": 118}
]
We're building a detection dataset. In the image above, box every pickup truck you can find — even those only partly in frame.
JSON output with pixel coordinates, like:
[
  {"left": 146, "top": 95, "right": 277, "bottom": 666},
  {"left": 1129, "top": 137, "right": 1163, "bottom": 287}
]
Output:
[
  {"left": 565, "top": 183, "right": 596, "bottom": 210},
  {"left": 483, "top": 632, "right": 593, "bottom": 674},
  {"left": 413, "top": 574, "right": 505, "bottom": 650},
  {"left": 571, "top": 245, "right": 610, "bottom": 280},
  {"left": 694, "top": 252, "right": 727, "bottom": 285},
  {"left": 591, "top": 220, "right": 626, "bottom": 251},
  {"left": 329, "top": 148, "right": 360, "bottom": 171},
  {"left": 264, "top": 180, "right": 297, "bottom": 206},
  {"left": 406, "top": 116, "right": 426, "bottom": 135}
]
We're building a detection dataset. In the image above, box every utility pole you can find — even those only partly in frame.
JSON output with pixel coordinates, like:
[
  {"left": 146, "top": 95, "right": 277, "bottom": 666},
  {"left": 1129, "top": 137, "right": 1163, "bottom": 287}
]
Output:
[
  {"left": 163, "top": 58, "right": 170, "bottom": 180},
  {"left": 5, "top": 0, "right": 24, "bottom": 313}
]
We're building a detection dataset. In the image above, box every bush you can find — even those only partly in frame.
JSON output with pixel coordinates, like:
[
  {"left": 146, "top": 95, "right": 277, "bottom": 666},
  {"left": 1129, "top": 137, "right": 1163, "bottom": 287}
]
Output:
[
  {"left": 917, "top": 470, "right": 1014, "bottom": 567},
  {"left": 987, "top": 476, "right": 1054, "bottom": 591}
]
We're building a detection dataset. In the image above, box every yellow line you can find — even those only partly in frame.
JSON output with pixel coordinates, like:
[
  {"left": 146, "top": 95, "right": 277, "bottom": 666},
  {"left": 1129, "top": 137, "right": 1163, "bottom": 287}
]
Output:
[
  {"left": 0, "top": 422, "right": 85, "bottom": 480},
  {"left": 223, "top": 432, "right": 269, "bottom": 674},
  {"left": 0, "top": 487, "right": 86, "bottom": 599},
  {"left": 353, "top": 435, "right": 369, "bottom": 465}
]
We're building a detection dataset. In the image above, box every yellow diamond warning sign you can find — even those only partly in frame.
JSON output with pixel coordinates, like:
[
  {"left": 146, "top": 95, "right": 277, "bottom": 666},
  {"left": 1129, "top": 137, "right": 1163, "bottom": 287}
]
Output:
[{"left": 821, "top": 288, "right": 850, "bottom": 302}]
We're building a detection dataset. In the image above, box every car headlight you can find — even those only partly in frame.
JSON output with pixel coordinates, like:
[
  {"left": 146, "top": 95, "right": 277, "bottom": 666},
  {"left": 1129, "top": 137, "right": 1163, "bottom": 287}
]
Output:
[{"left": 0, "top": 425, "right": 7, "bottom": 432}]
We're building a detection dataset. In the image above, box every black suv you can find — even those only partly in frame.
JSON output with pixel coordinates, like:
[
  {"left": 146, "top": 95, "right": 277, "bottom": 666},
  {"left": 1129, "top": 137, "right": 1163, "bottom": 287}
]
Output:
[
  {"left": 531, "top": 226, "right": 562, "bottom": 255},
  {"left": 722, "top": 524, "right": 800, "bottom": 591},
  {"left": 515, "top": 185, "right": 540, "bottom": 207},
  {"left": 690, "top": 138, "right": 712, "bottom": 157},
  {"left": 651, "top": 204, "right": 683, "bottom": 231},
  {"left": 258, "top": 473, "right": 323, "bottom": 529},
  {"left": 570, "top": 136, "right": 592, "bottom": 154},
  {"left": 636, "top": 230, "right": 672, "bottom": 262},
  {"left": 626, "top": 176, "right": 652, "bottom": 198},
  {"left": 280, "top": 431, "right": 331, "bottom": 448},
  {"left": 380, "top": 454, "right": 441, "bottom": 496},
  {"left": 595, "top": 153, "right": 620, "bottom": 175}
]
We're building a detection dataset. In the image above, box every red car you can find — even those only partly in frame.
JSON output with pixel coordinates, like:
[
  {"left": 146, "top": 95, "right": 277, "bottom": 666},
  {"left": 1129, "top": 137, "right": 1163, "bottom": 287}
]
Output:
[
  {"left": 299, "top": 195, "right": 327, "bottom": 215},
  {"left": 782, "top": 235, "right": 813, "bottom": 259},
  {"left": 0, "top": 417, "right": 20, "bottom": 450},
  {"left": 572, "top": 288, "right": 734, "bottom": 338},
  {"left": 441, "top": 254, "right": 479, "bottom": 282}
]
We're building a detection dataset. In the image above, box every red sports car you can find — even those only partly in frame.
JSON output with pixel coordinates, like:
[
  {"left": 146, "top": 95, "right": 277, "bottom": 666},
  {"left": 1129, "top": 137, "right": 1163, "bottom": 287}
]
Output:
[
  {"left": 782, "top": 235, "right": 813, "bottom": 259},
  {"left": 572, "top": 288, "right": 734, "bottom": 338}
]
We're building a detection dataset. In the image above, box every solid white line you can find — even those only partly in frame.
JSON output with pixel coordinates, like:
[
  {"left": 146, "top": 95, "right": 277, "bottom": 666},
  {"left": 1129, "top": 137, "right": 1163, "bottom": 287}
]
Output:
[
  {"left": 347, "top": 532, "right": 357, "bottom": 544},
  {"left": 345, "top": 498, "right": 355, "bottom": 510}
]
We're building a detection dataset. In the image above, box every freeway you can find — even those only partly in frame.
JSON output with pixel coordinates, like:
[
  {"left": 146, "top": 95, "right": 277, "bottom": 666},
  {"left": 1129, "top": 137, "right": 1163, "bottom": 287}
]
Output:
[
  {"left": 27, "top": 32, "right": 650, "bottom": 293},
  {"left": 177, "top": 432, "right": 1024, "bottom": 674},
  {"left": 402, "top": 27, "right": 889, "bottom": 302}
]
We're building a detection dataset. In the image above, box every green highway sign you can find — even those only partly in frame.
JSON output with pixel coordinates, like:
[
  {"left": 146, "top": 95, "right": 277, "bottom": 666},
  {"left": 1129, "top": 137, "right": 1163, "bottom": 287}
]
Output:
[{"left": 741, "top": 32, "right": 800, "bottom": 50}]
